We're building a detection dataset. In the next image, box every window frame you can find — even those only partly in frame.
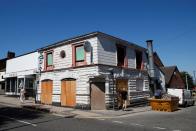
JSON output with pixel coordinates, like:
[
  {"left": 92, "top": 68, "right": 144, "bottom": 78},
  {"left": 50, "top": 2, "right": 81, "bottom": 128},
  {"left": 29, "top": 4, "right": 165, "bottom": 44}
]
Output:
[
  {"left": 72, "top": 43, "right": 86, "bottom": 67},
  {"left": 116, "top": 44, "right": 128, "bottom": 68},
  {"left": 44, "top": 50, "right": 54, "bottom": 71}
]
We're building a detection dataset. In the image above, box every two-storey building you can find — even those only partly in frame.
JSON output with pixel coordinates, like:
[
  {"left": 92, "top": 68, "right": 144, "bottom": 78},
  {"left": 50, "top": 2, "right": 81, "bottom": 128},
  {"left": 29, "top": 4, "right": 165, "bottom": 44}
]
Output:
[{"left": 37, "top": 32, "right": 153, "bottom": 110}]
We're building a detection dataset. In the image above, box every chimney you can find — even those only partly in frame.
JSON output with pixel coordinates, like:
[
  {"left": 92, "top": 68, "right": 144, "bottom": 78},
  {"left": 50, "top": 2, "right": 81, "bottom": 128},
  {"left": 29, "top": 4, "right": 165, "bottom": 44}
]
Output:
[
  {"left": 7, "top": 51, "right": 15, "bottom": 59},
  {"left": 147, "top": 40, "right": 157, "bottom": 96},
  {"left": 146, "top": 40, "right": 155, "bottom": 78}
]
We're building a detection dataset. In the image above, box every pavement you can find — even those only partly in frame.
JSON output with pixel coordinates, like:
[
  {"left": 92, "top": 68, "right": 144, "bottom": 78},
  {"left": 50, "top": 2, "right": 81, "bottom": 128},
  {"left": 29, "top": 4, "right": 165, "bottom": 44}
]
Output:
[{"left": 0, "top": 95, "right": 151, "bottom": 119}]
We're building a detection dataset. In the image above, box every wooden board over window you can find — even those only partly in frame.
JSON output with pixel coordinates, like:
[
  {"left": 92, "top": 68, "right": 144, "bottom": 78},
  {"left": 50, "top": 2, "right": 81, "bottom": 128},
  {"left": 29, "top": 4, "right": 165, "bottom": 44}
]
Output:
[{"left": 116, "top": 79, "right": 128, "bottom": 91}]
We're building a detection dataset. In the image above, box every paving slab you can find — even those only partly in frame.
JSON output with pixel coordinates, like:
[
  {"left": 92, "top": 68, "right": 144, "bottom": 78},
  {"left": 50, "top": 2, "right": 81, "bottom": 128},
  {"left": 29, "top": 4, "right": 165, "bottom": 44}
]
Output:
[{"left": 0, "top": 95, "right": 151, "bottom": 118}]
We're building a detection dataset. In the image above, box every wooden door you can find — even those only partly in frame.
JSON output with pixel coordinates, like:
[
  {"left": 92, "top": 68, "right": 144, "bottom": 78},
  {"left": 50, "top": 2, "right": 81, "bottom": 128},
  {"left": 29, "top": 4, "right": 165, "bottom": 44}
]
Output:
[
  {"left": 41, "top": 80, "right": 53, "bottom": 105},
  {"left": 61, "top": 80, "right": 76, "bottom": 107},
  {"left": 91, "top": 82, "right": 105, "bottom": 110},
  {"left": 116, "top": 79, "right": 128, "bottom": 108}
]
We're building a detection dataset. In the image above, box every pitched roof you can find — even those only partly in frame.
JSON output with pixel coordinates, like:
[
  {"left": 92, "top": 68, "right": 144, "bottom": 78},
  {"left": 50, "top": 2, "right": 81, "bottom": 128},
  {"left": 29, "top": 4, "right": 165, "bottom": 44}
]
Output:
[
  {"left": 160, "top": 66, "right": 177, "bottom": 84},
  {"left": 38, "top": 31, "right": 146, "bottom": 51},
  {"left": 153, "top": 52, "right": 164, "bottom": 67}
]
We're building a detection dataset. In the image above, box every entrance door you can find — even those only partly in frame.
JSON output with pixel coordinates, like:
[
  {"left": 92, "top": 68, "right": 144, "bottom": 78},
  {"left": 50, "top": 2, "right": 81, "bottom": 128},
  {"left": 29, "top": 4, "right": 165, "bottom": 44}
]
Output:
[
  {"left": 91, "top": 82, "right": 105, "bottom": 110},
  {"left": 61, "top": 79, "right": 76, "bottom": 107},
  {"left": 41, "top": 80, "right": 53, "bottom": 105},
  {"left": 116, "top": 79, "right": 128, "bottom": 108}
]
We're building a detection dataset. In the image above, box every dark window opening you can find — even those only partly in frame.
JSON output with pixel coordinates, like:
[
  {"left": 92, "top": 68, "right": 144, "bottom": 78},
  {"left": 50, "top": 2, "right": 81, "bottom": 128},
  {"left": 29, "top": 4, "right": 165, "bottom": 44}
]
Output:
[
  {"left": 136, "top": 51, "right": 143, "bottom": 69},
  {"left": 117, "top": 46, "right": 126, "bottom": 67}
]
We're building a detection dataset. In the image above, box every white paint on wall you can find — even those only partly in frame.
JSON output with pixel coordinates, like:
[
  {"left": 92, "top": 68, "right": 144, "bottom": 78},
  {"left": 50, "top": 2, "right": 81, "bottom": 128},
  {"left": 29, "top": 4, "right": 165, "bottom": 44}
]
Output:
[{"left": 5, "top": 52, "right": 39, "bottom": 75}]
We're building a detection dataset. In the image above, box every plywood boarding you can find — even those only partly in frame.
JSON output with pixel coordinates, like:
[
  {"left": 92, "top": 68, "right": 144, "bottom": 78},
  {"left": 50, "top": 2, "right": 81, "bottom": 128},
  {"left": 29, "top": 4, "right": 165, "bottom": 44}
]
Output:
[
  {"left": 91, "top": 82, "right": 105, "bottom": 110},
  {"left": 61, "top": 80, "right": 76, "bottom": 107},
  {"left": 41, "top": 80, "right": 53, "bottom": 105}
]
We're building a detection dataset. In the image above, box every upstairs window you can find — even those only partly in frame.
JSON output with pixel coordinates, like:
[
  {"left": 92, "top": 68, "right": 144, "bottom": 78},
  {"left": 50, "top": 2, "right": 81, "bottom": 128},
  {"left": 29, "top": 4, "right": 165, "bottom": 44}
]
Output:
[
  {"left": 47, "top": 52, "right": 53, "bottom": 66},
  {"left": 117, "top": 45, "right": 126, "bottom": 67},
  {"left": 136, "top": 51, "right": 143, "bottom": 69},
  {"left": 72, "top": 44, "right": 86, "bottom": 67},
  {"left": 44, "top": 51, "right": 53, "bottom": 71},
  {"left": 76, "top": 45, "right": 85, "bottom": 62}
]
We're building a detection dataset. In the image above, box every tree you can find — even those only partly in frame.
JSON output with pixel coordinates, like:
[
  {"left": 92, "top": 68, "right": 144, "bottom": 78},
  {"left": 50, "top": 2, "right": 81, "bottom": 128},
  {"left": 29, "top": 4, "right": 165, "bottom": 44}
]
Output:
[{"left": 180, "top": 71, "right": 194, "bottom": 90}]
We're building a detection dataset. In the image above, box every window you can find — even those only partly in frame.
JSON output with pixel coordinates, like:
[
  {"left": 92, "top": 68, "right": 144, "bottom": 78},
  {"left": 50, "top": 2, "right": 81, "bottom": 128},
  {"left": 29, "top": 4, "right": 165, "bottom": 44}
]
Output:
[
  {"left": 136, "top": 51, "right": 143, "bottom": 69},
  {"left": 47, "top": 52, "right": 53, "bottom": 66},
  {"left": 72, "top": 44, "right": 86, "bottom": 67},
  {"left": 76, "top": 46, "right": 85, "bottom": 62},
  {"left": 136, "top": 79, "right": 144, "bottom": 91},
  {"left": 117, "top": 45, "right": 126, "bottom": 67},
  {"left": 44, "top": 51, "right": 53, "bottom": 71}
]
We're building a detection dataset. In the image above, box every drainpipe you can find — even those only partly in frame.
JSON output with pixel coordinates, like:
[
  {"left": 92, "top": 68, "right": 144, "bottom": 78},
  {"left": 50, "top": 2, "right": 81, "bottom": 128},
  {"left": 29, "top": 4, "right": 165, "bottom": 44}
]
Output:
[{"left": 146, "top": 40, "right": 156, "bottom": 95}]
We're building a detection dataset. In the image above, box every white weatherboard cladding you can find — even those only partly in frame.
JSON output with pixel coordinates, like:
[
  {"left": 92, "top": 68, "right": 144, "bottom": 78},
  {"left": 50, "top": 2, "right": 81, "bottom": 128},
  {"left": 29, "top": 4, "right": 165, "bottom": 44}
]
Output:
[
  {"left": 97, "top": 36, "right": 148, "bottom": 70},
  {"left": 6, "top": 52, "right": 39, "bottom": 74},
  {"left": 38, "top": 66, "right": 98, "bottom": 104},
  {"left": 97, "top": 36, "right": 117, "bottom": 66},
  {"left": 155, "top": 65, "right": 166, "bottom": 92},
  {"left": 142, "top": 50, "right": 148, "bottom": 70},
  {"left": 45, "top": 37, "right": 98, "bottom": 71},
  {"left": 127, "top": 48, "right": 136, "bottom": 68}
]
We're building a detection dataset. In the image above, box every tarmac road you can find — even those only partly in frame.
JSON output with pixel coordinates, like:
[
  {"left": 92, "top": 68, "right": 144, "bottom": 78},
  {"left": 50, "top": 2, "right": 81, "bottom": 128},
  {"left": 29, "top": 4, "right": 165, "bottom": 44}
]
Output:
[{"left": 1, "top": 103, "right": 196, "bottom": 131}]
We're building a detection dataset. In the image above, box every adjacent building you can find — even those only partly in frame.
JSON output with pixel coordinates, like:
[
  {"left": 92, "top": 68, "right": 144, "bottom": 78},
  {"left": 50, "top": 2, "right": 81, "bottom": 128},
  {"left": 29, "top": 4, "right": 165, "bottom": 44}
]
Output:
[
  {"left": 4, "top": 51, "right": 39, "bottom": 97},
  {"left": 0, "top": 52, "right": 15, "bottom": 94},
  {"left": 160, "top": 66, "right": 185, "bottom": 89}
]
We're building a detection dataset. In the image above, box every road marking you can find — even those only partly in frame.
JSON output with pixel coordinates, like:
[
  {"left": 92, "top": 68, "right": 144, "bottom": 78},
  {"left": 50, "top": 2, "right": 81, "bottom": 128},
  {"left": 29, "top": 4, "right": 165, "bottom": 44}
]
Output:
[
  {"left": 172, "top": 130, "right": 181, "bottom": 131},
  {"left": 97, "top": 118, "right": 105, "bottom": 121},
  {"left": 0, "top": 115, "right": 37, "bottom": 127},
  {"left": 153, "top": 126, "right": 166, "bottom": 130},
  {"left": 131, "top": 123, "right": 144, "bottom": 127},
  {"left": 113, "top": 121, "right": 123, "bottom": 124}
]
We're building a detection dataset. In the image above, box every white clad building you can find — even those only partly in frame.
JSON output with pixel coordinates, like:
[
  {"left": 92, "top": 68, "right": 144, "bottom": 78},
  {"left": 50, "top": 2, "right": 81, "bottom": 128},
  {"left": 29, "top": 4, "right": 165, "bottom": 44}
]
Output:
[
  {"left": 37, "top": 32, "right": 152, "bottom": 110},
  {"left": 4, "top": 51, "right": 39, "bottom": 97}
]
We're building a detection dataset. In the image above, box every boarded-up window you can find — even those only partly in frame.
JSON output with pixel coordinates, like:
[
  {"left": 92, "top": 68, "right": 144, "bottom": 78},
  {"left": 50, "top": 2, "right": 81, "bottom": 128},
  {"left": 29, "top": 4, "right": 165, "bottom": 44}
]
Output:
[
  {"left": 47, "top": 52, "right": 53, "bottom": 66},
  {"left": 76, "top": 46, "right": 84, "bottom": 61}
]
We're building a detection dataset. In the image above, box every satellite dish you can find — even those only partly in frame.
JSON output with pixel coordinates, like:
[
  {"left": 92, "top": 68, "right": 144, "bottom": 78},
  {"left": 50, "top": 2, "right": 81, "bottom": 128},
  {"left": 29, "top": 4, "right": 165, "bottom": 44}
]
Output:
[{"left": 84, "top": 41, "right": 91, "bottom": 52}]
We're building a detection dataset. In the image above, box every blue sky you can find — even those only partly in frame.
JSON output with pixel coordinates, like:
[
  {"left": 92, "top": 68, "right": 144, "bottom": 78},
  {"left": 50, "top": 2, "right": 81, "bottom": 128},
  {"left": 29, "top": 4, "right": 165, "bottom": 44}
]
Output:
[{"left": 0, "top": 0, "right": 195, "bottom": 76}]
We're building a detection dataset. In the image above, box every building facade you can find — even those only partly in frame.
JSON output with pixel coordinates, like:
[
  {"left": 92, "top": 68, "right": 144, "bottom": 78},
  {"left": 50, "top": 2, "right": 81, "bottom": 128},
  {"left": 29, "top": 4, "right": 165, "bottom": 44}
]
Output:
[
  {"left": 4, "top": 51, "right": 39, "bottom": 97},
  {"left": 36, "top": 32, "right": 152, "bottom": 110},
  {"left": 0, "top": 52, "right": 15, "bottom": 94}
]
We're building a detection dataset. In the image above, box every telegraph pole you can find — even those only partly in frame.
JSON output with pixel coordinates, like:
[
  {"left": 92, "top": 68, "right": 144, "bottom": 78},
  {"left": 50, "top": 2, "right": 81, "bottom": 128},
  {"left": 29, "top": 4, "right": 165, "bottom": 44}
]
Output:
[
  {"left": 193, "top": 71, "right": 196, "bottom": 85},
  {"left": 186, "top": 74, "right": 189, "bottom": 90}
]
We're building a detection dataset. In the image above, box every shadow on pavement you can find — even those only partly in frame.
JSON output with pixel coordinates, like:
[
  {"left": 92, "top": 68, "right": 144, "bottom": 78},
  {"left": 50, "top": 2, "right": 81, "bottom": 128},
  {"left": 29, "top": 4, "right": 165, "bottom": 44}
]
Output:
[{"left": 0, "top": 105, "right": 44, "bottom": 127}]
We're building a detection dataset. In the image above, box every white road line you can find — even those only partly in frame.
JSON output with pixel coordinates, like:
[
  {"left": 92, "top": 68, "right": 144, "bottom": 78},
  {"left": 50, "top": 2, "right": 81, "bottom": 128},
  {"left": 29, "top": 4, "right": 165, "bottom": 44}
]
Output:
[
  {"left": 131, "top": 123, "right": 144, "bottom": 127},
  {"left": 172, "top": 130, "right": 181, "bottom": 131},
  {"left": 0, "top": 115, "right": 37, "bottom": 127},
  {"left": 97, "top": 118, "right": 105, "bottom": 121},
  {"left": 153, "top": 126, "right": 166, "bottom": 130},
  {"left": 113, "top": 121, "right": 123, "bottom": 124}
]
